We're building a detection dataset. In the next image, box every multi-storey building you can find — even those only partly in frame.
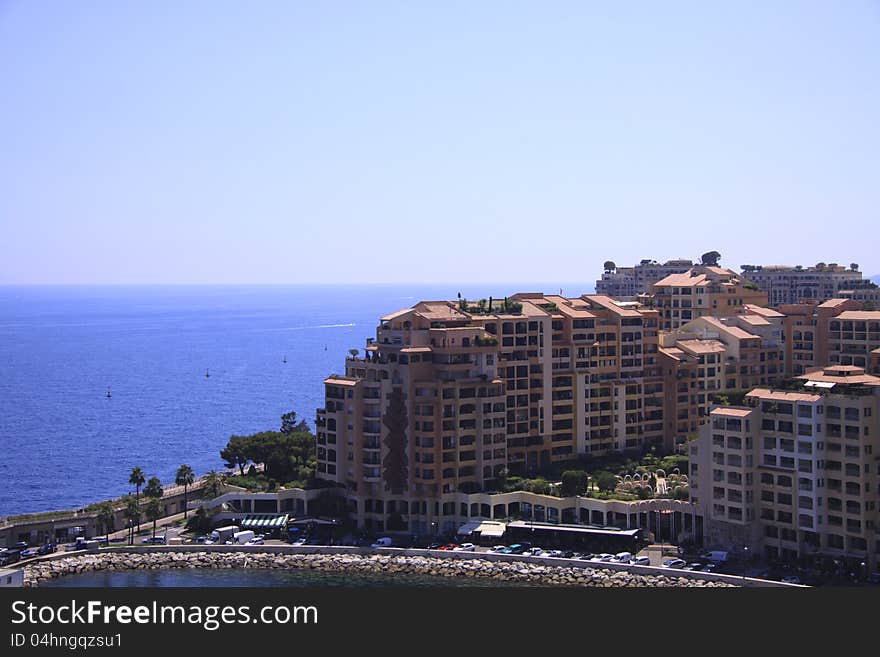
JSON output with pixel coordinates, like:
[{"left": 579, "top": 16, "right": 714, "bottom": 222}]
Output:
[
  {"left": 650, "top": 267, "right": 768, "bottom": 330},
  {"left": 740, "top": 264, "right": 868, "bottom": 306},
  {"left": 316, "top": 293, "right": 668, "bottom": 532},
  {"left": 779, "top": 300, "right": 879, "bottom": 376},
  {"left": 690, "top": 365, "right": 880, "bottom": 569},
  {"left": 596, "top": 258, "right": 694, "bottom": 299},
  {"left": 658, "top": 311, "right": 785, "bottom": 451}
]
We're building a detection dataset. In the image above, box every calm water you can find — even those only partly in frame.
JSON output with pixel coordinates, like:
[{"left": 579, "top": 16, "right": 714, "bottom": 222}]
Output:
[
  {"left": 43, "top": 567, "right": 540, "bottom": 588},
  {"left": 0, "top": 283, "right": 588, "bottom": 515}
]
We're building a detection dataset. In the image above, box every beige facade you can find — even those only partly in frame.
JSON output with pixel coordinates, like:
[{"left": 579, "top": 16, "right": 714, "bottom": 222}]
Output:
[
  {"left": 315, "top": 293, "right": 670, "bottom": 534},
  {"left": 596, "top": 258, "right": 695, "bottom": 299},
  {"left": 740, "top": 264, "right": 871, "bottom": 306},
  {"left": 650, "top": 267, "right": 768, "bottom": 331},
  {"left": 690, "top": 366, "right": 880, "bottom": 568}
]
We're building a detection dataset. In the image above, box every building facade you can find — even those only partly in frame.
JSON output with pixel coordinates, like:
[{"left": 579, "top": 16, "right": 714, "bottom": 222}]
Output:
[
  {"left": 649, "top": 267, "right": 768, "bottom": 330},
  {"left": 596, "top": 259, "right": 694, "bottom": 299},
  {"left": 690, "top": 366, "right": 880, "bottom": 569},
  {"left": 740, "top": 264, "right": 871, "bottom": 306}
]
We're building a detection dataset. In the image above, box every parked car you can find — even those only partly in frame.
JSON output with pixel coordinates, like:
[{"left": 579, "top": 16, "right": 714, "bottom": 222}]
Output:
[
  {"left": 507, "top": 543, "right": 532, "bottom": 554},
  {"left": 577, "top": 553, "right": 595, "bottom": 561},
  {"left": 427, "top": 543, "right": 444, "bottom": 550},
  {"left": 527, "top": 547, "right": 546, "bottom": 556},
  {"left": 613, "top": 552, "right": 633, "bottom": 563},
  {"left": 0, "top": 550, "right": 21, "bottom": 566},
  {"left": 36, "top": 543, "right": 57, "bottom": 556},
  {"left": 12, "top": 542, "right": 29, "bottom": 550},
  {"left": 558, "top": 550, "right": 575, "bottom": 559},
  {"left": 661, "top": 558, "right": 687, "bottom": 569},
  {"left": 192, "top": 536, "right": 207, "bottom": 544},
  {"left": 246, "top": 538, "right": 265, "bottom": 545},
  {"left": 685, "top": 562, "right": 704, "bottom": 570},
  {"left": 781, "top": 576, "right": 801, "bottom": 584},
  {"left": 631, "top": 556, "right": 651, "bottom": 566},
  {"left": 591, "top": 553, "right": 614, "bottom": 562},
  {"left": 19, "top": 548, "right": 37, "bottom": 559},
  {"left": 142, "top": 536, "right": 166, "bottom": 545},
  {"left": 489, "top": 545, "right": 509, "bottom": 553},
  {"left": 699, "top": 563, "right": 717, "bottom": 572},
  {"left": 453, "top": 543, "right": 476, "bottom": 552}
]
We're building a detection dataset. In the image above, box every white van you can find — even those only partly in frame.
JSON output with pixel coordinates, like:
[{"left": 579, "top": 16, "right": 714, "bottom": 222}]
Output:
[
  {"left": 370, "top": 537, "right": 393, "bottom": 548},
  {"left": 232, "top": 530, "right": 255, "bottom": 545}
]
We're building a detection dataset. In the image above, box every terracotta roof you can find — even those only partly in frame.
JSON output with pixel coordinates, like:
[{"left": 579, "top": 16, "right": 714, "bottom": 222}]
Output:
[
  {"left": 677, "top": 339, "right": 726, "bottom": 355},
  {"left": 324, "top": 376, "right": 358, "bottom": 387},
  {"left": 581, "top": 294, "right": 643, "bottom": 317},
  {"left": 739, "top": 315, "right": 771, "bottom": 326},
  {"left": 744, "top": 305, "right": 784, "bottom": 318},
  {"left": 654, "top": 272, "right": 708, "bottom": 288},
  {"left": 745, "top": 389, "right": 822, "bottom": 403},
  {"left": 836, "top": 311, "right": 880, "bottom": 321},
  {"left": 700, "top": 317, "right": 759, "bottom": 341},
  {"left": 711, "top": 407, "right": 753, "bottom": 417},
  {"left": 817, "top": 298, "right": 851, "bottom": 309},
  {"left": 797, "top": 367, "right": 880, "bottom": 386},
  {"left": 380, "top": 307, "right": 415, "bottom": 321}
]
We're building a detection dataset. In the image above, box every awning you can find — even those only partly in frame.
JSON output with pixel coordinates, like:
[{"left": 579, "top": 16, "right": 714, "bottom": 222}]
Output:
[
  {"left": 478, "top": 522, "right": 506, "bottom": 538},
  {"left": 240, "top": 514, "right": 289, "bottom": 529},
  {"left": 456, "top": 520, "right": 507, "bottom": 538},
  {"left": 456, "top": 520, "right": 482, "bottom": 536}
]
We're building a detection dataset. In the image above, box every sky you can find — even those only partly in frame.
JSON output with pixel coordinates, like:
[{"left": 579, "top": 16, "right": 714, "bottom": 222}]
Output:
[{"left": 1, "top": 1, "right": 879, "bottom": 285}]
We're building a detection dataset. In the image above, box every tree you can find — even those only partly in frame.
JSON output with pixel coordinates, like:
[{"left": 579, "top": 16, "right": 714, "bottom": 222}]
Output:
[
  {"left": 144, "top": 476, "right": 164, "bottom": 501},
  {"left": 95, "top": 501, "right": 115, "bottom": 537},
  {"left": 851, "top": 263, "right": 859, "bottom": 271},
  {"left": 603, "top": 261, "right": 617, "bottom": 273},
  {"left": 700, "top": 251, "right": 721, "bottom": 266},
  {"left": 122, "top": 495, "right": 140, "bottom": 545},
  {"left": 128, "top": 467, "right": 145, "bottom": 532},
  {"left": 593, "top": 470, "right": 618, "bottom": 492},
  {"left": 220, "top": 435, "right": 252, "bottom": 475},
  {"left": 524, "top": 478, "right": 550, "bottom": 495},
  {"left": 281, "top": 410, "right": 311, "bottom": 435},
  {"left": 202, "top": 470, "right": 226, "bottom": 499},
  {"left": 175, "top": 464, "right": 195, "bottom": 519},
  {"left": 561, "top": 470, "right": 587, "bottom": 497},
  {"left": 816, "top": 262, "right": 827, "bottom": 270},
  {"left": 187, "top": 505, "right": 212, "bottom": 533},
  {"left": 144, "top": 498, "right": 162, "bottom": 539},
  {"left": 741, "top": 264, "right": 756, "bottom": 273},
  {"left": 382, "top": 387, "right": 408, "bottom": 495}
]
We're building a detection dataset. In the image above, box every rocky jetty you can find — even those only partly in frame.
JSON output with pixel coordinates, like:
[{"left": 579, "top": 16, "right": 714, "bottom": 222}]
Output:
[{"left": 23, "top": 551, "right": 735, "bottom": 588}]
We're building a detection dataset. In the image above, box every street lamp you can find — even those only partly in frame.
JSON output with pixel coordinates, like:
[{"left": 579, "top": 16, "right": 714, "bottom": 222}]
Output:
[{"left": 742, "top": 546, "right": 749, "bottom": 583}]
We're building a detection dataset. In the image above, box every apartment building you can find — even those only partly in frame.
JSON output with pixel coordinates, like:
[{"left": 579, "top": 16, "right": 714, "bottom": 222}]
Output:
[
  {"left": 740, "top": 264, "right": 867, "bottom": 306},
  {"left": 658, "top": 311, "right": 785, "bottom": 451},
  {"left": 596, "top": 258, "right": 694, "bottom": 298},
  {"left": 650, "top": 267, "right": 768, "bottom": 330},
  {"left": 316, "top": 293, "right": 666, "bottom": 532},
  {"left": 779, "top": 300, "right": 880, "bottom": 376},
  {"left": 690, "top": 366, "right": 880, "bottom": 569}
]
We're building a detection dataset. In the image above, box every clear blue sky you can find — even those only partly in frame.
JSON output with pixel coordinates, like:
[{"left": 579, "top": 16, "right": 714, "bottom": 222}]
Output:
[{"left": 2, "top": 1, "right": 878, "bottom": 284}]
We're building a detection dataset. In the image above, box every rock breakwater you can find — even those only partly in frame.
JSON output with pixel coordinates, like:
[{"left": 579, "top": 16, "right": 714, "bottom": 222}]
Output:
[{"left": 23, "top": 551, "right": 734, "bottom": 588}]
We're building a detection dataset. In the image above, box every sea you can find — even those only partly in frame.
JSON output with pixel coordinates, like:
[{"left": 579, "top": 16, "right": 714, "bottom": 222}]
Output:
[{"left": 0, "top": 283, "right": 588, "bottom": 516}]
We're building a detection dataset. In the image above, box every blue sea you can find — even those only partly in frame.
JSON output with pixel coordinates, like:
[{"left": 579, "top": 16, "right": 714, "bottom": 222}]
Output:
[{"left": 0, "top": 283, "right": 588, "bottom": 516}]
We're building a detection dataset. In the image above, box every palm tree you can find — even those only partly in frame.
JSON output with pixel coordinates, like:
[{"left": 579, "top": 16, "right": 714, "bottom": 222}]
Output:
[
  {"left": 128, "top": 467, "right": 145, "bottom": 531},
  {"left": 122, "top": 495, "right": 140, "bottom": 545},
  {"left": 202, "top": 470, "right": 226, "bottom": 499},
  {"left": 144, "top": 476, "right": 164, "bottom": 500},
  {"left": 95, "top": 501, "right": 115, "bottom": 537},
  {"left": 145, "top": 498, "right": 162, "bottom": 539},
  {"left": 175, "top": 464, "right": 195, "bottom": 519}
]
